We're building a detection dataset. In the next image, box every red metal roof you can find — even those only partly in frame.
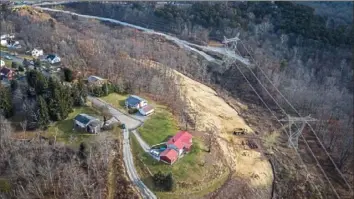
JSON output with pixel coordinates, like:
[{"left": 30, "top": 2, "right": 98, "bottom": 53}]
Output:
[
  {"left": 167, "top": 131, "right": 193, "bottom": 149},
  {"left": 160, "top": 148, "right": 178, "bottom": 162}
]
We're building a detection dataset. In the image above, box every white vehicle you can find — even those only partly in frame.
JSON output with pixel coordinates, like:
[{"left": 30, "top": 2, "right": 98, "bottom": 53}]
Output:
[{"left": 5, "top": 56, "right": 12, "bottom": 60}]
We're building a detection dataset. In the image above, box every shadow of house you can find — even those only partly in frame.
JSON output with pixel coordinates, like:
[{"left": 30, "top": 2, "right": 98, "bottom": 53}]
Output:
[{"left": 74, "top": 114, "right": 101, "bottom": 134}]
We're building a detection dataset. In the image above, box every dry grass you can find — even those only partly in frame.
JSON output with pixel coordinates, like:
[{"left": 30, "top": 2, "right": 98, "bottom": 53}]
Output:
[{"left": 136, "top": 59, "right": 273, "bottom": 195}]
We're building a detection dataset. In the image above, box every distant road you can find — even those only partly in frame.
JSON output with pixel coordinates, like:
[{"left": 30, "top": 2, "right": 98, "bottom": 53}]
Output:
[
  {"left": 33, "top": 5, "right": 250, "bottom": 65},
  {"left": 88, "top": 96, "right": 156, "bottom": 199}
]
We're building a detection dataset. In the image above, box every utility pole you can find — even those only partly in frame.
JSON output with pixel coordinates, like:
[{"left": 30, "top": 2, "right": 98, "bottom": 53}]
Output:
[{"left": 279, "top": 115, "right": 317, "bottom": 149}]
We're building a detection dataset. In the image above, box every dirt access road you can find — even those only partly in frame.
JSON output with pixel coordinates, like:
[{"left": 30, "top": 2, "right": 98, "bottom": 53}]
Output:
[{"left": 88, "top": 96, "right": 156, "bottom": 199}]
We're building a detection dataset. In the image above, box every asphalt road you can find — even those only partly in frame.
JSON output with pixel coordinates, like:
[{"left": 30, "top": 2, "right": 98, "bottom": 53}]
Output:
[{"left": 88, "top": 96, "right": 156, "bottom": 199}]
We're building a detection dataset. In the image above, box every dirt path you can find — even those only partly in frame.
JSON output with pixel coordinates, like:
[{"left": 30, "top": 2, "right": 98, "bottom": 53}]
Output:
[{"left": 137, "top": 59, "right": 274, "bottom": 198}]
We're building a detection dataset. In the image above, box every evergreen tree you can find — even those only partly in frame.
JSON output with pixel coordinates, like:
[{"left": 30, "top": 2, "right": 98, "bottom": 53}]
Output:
[
  {"left": 33, "top": 58, "right": 41, "bottom": 68},
  {"left": 11, "top": 62, "right": 18, "bottom": 69},
  {"left": 165, "top": 173, "right": 174, "bottom": 191},
  {"left": 10, "top": 80, "right": 18, "bottom": 91},
  {"left": 38, "top": 95, "right": 50, "bottom": 128},
  {"left": 26, "top": 70, "right": 48, "bottom": 94},
  {"left": 0, "top": 86, "right": 13, "bottom": 118},
  {"left": 63, "top": 68, "right": 73, "bottom": 82},
  {"left": 47, "top": 78, "right": 73, "bottom": 121}
]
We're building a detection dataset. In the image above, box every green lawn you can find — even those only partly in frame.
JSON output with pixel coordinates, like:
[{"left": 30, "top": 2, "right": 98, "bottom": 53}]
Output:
[
  {"left": 100, "top": 93, "right": 179, "bottom": 146},
  {"left": 43, "top": 106, "right": 101, "bottom": 146},
  {"left": 139, "top": 107, "right": 178, "bottom": 146},
  {"left": 100, "top": 93, "right": 128, "bottom": 111},
  {"left": 131, "top": 135, "right": 229, "bottom": 198}
]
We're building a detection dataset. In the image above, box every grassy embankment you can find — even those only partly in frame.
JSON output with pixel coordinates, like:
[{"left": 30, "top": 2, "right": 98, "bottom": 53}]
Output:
[{"left": 101, "top": 93, "right": 229, "bottom": 198}]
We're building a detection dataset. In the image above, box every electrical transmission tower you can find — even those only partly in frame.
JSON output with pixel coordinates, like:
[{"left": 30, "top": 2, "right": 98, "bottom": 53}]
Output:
[{"left": 279, "top": 115, "right": 317, "bottom": 149}]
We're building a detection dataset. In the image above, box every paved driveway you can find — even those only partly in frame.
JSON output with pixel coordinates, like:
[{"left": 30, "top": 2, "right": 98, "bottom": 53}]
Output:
[{"left": 88, "top": 96, "right": 142, "bottom": 130}]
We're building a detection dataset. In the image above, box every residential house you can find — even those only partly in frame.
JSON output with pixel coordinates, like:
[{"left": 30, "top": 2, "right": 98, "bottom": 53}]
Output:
[
  {"left": 160, "top": 148, "right": 179, "bottom": 164},
  {"left": 0, "top": 60, "right": 5, "bottom": 67},
  {"left": 159, "top": 131, "right": 193, "bottom": 165},
  {"left": 46, "top": 54, "right": 61, "bottom": 64},
  {"left": 32, "top": 48, "right": 44, "bottom": 57},
  {"left": 0, "top": 34, "right": 14, "bottom": 40},
  {"left": 0, "top": 67, "right": 14, "bottom": 80},
  {"left": 138, "top": 105, "right": 154, "bottom": 116},
  {"left": 87, "top": 75, "right": 106, "bottom": 86},
  {"left": 125, "top": 95, "right": 147, "bottom": 109},
  {"left": 166, "top": 131, "right": 193, "bottom": 156},
  {"left": 73, "top": 113, "right": 101, "bottom": 134}
]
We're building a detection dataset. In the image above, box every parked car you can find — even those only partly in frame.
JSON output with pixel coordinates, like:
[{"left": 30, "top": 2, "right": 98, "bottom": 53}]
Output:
[{"left": 5, "top": 55, "right": 12, "bottom": 60}]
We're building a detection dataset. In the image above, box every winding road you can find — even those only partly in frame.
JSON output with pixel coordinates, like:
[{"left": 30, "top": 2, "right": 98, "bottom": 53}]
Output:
[{"left": 88, "top": 96, "right": 155, "bottom": 199}]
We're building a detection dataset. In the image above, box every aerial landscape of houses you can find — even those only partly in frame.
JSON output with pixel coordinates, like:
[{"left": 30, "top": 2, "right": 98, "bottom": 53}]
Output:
[{"left": 0, "top": 2, "right": 352, "bottom": 199}]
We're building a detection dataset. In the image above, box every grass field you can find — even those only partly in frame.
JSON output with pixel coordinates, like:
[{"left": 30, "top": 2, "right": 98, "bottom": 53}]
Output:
[
  {"left": 100, "top": 93, "right": 128, "bottom": 111},
  {"left": 139, "top": 106, "right": 178, "bottom": 146},
  {"left": 131, "top": 135, "right": 229, "bottom": 198},
  {"left": 38, "top": 106, "right": 101, "bottom": 146}
]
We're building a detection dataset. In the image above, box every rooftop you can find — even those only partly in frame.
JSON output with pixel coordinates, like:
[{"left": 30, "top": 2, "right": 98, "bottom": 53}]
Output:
[
  {"left": 74, "top": 114, "right": 97, "bottom": 126},
  {"left": 126, "top": 95, "right": 146, "bottom": 106}
]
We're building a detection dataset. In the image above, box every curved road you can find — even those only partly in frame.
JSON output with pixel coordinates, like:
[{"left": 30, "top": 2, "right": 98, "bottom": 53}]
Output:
[
  {"left": 88, "top": 96, "right": 155, "bottom": 199},
  {"left": 32, "top": 5, "right": 250, "bottom": 66}
]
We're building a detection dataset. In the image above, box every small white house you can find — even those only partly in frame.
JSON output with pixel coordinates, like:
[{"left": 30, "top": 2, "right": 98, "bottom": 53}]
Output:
[
  {"left": 31, "top": 48, "right": 44, "bottom": 57},
  {"left": 125, "top": 95, "right": 148, "bottom": 109},
  {"left": 138, "top": 105, "right": 154, "bottom": 116},
  {"left": 46, "top": 54, "right": 61, "bottom": 64},
  {"left": 0, "top": 60, "right": 5, "bottom": 67}
]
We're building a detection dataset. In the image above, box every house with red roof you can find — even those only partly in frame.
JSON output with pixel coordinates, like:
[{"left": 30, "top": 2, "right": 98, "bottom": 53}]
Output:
[
  {"left": 0, "top": 67, "right": 14, "bottom": 80},
  {"left": 167, "top": 131, "right": 193, "bottom": 156},
  {"left": 160, "top": 148, "right": 179, "bottom": 164}
]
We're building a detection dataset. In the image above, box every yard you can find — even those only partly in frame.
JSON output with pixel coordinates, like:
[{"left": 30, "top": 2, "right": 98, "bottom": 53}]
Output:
[
  {"left": 131, "top": 135, "right": 229, "bottom": 198},
  {"left": 44, "top": 106, "right": 101, "bottom": 146},
  {"left": 99, "top": 93, "right": 128, "bottom": 111},
  {"left": 138, "top": 106, "right": 178, "bottom": 146},
  {"left": 12, "top": 106, "right": 102, "bottom": 147}
]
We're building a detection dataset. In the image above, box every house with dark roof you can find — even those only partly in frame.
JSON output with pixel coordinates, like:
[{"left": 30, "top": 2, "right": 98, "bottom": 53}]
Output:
[
  {"left": 87, "top": 75, "right": 106, "bottom": 86},
  {"left": 125, "top": 95, "right": 147, "bottom": 109},
  {"left": 74, "top": 113, "right": 101, "bottom": 134},
  {"left": 46, "top": 54, "right": 61, "bottom": 64}
]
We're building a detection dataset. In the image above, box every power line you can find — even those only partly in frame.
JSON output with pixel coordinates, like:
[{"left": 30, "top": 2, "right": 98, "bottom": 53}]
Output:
[
  {"left": 233, "top": 63, "right": 327, "bottom": 198},
  {"left": 239, "top": 40, "right": 353, "bottom": 196},
  {"left": 223, "top": 37, "right": 341, "bottom": 198}
]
